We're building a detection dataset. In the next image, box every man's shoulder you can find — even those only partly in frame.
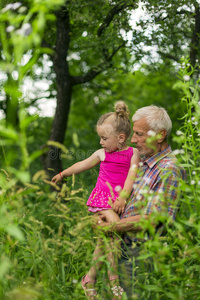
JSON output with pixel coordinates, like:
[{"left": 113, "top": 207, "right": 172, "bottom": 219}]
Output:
[{"left": 158, "top": 152, "right": 186, "bottom": 179}]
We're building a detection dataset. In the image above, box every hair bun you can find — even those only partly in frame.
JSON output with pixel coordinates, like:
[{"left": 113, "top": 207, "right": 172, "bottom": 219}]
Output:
[{"left": 114, "top": 101, "right": 129, "bottom": 117}]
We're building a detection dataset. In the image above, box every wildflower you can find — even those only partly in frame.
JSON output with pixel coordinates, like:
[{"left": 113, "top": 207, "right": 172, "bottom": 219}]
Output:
[
  {"left": 115, "top": 185, "right": 122, "bottom": 192},
  {"left": 6, "top": 25, "right": 15, "bottom": 32},
  {"left": 186, "top": 283, "right": 190, "bottom": 287},
  {"left": 183, "top": 75, "right": 190, "bottom": 81},
  {"left": 13, "top": 2, "right": 22, "bottom": 10},
  {"left": 130, "top": 164, "right": 137, "bottom": 170},
  {"left": 191, "top": 180, "right": 195, "bottom": 185},
  {"left": 172, "top": 149, "right": 181, "bottom": 155},
  {"left": 194, "top": 121, "right": 198, "bottom": 125},
  {"left": 139, "top": 162, "right": 143, "bottom": 167},
  {"left": 192, "top": 171, "right": 196, "bottom": 175},
  {"left": 147, "top": 130, "right": 156, "bottom": 136},
  {"left": 198, "top": 181, "right": 200, "bottom": 185},
  {"left": 2, "top": 4, "right": 13, "bottom": 12},
  {"left": 18, "top": 6, "right": 27, "bottom": 13},
  {"left": 17, "top": 23, "right": 32, "bottom": 36},
  {"left": 72, "top": 279, "right": 78, "bottom": 284},
  {"left": 176, "top": 130, "right": 184, "bottom": 136},
  {"left": 2, "top": 2, "right": 21, "bottom": 12}
]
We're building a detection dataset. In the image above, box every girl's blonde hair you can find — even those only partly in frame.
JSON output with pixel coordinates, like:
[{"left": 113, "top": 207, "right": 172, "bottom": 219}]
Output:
[{"left": 97, "top": 101, "right": 131, "bottom": 138}]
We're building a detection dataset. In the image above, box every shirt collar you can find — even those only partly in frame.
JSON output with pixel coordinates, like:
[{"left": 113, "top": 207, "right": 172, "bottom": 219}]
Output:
[{"left": 142, "top": 145, "right": 172, "bottom": 169}]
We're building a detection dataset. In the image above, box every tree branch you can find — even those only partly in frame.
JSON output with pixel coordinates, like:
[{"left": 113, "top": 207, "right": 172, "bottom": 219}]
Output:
[
  {"left": 155, "top": 9, "right": 193, "bottom": 23},
  {"left": 157, "top": 51, "right": 179, "bottom": 62},
  {"left": 71, "top": 41, "right": 126, "bottom": 86},
  {"left": 107, "top": 41, "right": 126, "bottom": 62},
  {"left": 97, "top": 0, "right": 136, "bottom": 37},
  {"left": 71, "top": 68, "right": 102, "bottom": 85}
]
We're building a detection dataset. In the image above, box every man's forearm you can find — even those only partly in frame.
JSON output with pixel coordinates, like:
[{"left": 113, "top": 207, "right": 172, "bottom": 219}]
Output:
[{"left": 113, "top": 214, "right": 149, "bottom": 233}]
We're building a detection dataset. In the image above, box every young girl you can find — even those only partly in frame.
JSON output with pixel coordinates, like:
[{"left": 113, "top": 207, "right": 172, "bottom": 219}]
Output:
[{"left": 52, "top": 101, "right": 140, "bottom": 299}]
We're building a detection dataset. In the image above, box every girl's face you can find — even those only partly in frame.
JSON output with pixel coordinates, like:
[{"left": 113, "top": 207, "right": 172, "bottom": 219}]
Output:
[{"left": 97, "top": 124, "right": 120, "bottom": 152}]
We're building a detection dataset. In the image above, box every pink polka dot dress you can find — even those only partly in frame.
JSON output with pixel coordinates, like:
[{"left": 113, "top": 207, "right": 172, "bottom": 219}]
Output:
[{"left": 87, "top": 147, "right": 133, "bottom": 212}]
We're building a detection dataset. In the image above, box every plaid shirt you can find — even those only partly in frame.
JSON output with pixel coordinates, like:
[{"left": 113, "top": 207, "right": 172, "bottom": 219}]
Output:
[{"left": 122, "top": 146, "right": 186, "bottom": 222}]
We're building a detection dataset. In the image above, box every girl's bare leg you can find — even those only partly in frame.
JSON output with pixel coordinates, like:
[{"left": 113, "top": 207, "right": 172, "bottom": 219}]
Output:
[
  {"left": 100, "top": 211, "right": 121, "bottom": 285},
  {"left": 85, "top": 237, "right": 104, "bottom": 289},
  {"left": 86, "top": 210, "right": 120, "bottom": 288}
]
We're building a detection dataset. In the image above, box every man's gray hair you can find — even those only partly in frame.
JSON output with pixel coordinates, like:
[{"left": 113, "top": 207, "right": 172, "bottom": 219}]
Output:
[{"left": 132, "top": 105, "right": 172, "bottom": 138}]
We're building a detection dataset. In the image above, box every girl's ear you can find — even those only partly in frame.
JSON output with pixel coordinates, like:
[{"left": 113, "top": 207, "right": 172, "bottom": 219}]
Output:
[
  {"left": 118, "top": 133, "right": 126, "bottom": 143},
  {"left": 157, "top": 129, "right": 167, "bottom": 143}
]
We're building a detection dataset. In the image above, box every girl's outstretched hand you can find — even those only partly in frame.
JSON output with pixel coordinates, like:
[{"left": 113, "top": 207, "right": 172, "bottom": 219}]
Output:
[{"left": 51, "top": 173, "right": 63, "bottom": 184}]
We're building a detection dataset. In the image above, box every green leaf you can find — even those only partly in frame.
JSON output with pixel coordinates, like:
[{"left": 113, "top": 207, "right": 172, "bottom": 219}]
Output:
[
  {"left": 6, "top": 224, "right": 24, "bottom": 241},
  {"left": 0, "top": 126, "right": 18, "bottom": 140},
  {"left": 0, "top": 257, "right": 11, "bottom": 280}
]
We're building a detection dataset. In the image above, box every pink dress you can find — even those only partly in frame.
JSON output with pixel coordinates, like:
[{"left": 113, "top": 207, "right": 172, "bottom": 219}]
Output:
[{"left": 87, "top": 147, "right": 133, "bottom": 212}]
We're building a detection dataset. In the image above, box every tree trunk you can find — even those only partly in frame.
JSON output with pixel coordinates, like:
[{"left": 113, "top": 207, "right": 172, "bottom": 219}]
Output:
[
  {"left": 42, "top": 7, "right": 72, "bottom": 177},
  {"left": 190, "top": 4, "right": 200, "bottom": 67}
]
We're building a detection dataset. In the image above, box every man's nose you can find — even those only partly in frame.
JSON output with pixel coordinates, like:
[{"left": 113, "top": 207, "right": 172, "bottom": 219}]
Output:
[{"left": 131, "top": 134, "right": 137, "bottom": 144}]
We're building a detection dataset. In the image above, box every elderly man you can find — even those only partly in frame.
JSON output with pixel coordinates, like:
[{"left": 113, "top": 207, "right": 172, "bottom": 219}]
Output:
[{"left": 97, "top": 105, "right": 186, "bottom": 298}]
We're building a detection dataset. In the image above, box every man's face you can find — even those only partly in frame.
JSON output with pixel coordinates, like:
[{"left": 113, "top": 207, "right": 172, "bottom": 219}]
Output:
[{"left": 131, "top": 118, "right": 158, "bottom": 158}]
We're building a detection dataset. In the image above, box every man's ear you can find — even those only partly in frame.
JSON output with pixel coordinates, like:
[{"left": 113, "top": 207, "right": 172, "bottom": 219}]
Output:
[
  {"left": 118, "top": 133, "right": 126, "bottom": 143},
  {"left": 157, "top": 129, "right": 167, "bottom": 143}
]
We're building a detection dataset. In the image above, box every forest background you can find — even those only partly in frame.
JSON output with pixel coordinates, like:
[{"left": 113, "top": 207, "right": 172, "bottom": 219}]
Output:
[{"left": 0, "top": 0, "right": 200, "bottom": 299}]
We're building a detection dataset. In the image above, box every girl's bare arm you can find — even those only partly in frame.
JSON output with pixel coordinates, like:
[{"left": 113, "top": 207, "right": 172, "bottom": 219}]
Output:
[{"left": 51, "top": 149, "right": 103, "bottom": 183}]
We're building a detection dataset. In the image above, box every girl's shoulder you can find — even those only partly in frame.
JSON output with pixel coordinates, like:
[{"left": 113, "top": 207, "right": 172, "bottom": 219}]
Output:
[
  {"left": 130, "top": 147, "right": 140, "bottom": 162},
  {"left": 128, "top": 146, "right": 139, "bottom": 153},
  {"left": 95, "top": 148, "right": 106, "bottom": 162},
  {"left": 126, "top": 147, "right": 138, "bottom": 155}
]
